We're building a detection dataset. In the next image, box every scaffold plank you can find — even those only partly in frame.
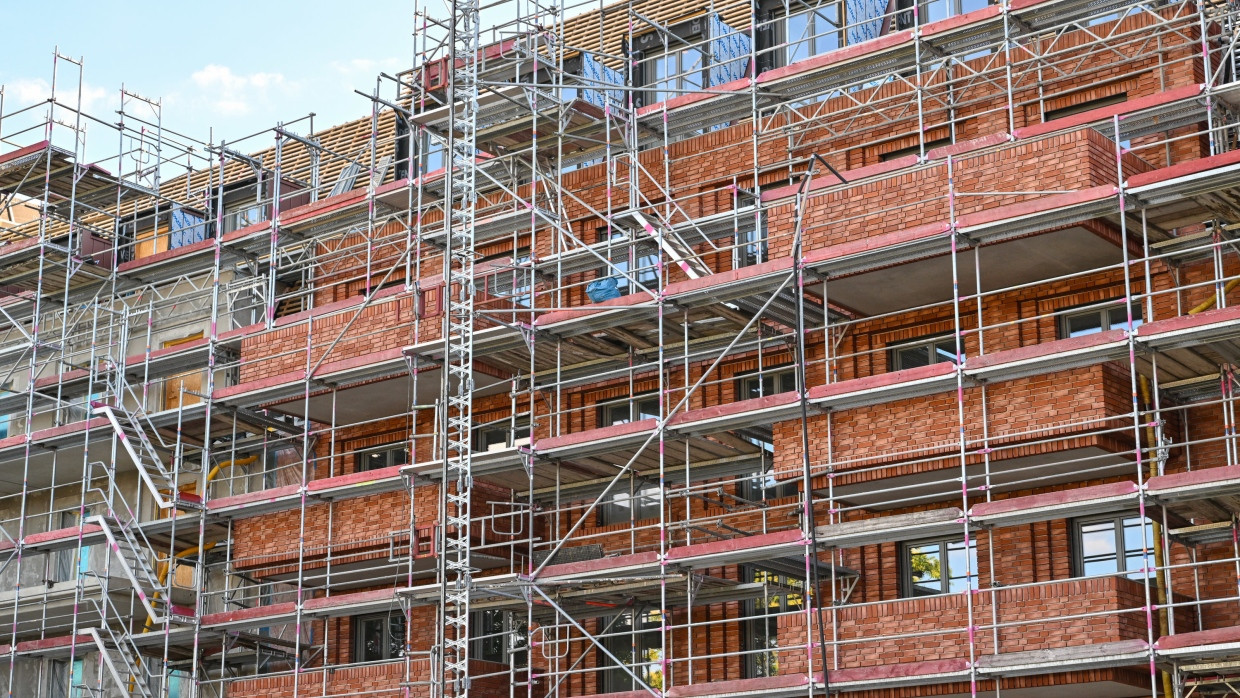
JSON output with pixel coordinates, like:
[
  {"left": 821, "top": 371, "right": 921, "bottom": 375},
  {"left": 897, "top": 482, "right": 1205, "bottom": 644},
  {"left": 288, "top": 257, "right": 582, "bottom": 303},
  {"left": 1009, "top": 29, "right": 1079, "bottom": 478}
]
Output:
[{"left": 970, "top": 481, "right": 1140, "bottom": 527}]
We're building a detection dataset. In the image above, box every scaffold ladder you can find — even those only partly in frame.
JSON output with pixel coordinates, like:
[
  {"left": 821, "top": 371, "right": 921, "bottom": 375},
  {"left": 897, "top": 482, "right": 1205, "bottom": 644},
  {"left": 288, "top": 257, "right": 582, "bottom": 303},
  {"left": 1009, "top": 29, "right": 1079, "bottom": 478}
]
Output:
[{"left": 437, "top": 0, "right": 482, "bottom": 695}]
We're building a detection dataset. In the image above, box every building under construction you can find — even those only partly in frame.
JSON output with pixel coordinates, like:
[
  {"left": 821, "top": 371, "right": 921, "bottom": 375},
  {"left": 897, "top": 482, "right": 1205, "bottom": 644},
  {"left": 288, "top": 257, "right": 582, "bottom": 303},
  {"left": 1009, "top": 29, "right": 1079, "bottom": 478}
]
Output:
[{"left": 5, "top": 0, "right": 1240, "bottom": 695}]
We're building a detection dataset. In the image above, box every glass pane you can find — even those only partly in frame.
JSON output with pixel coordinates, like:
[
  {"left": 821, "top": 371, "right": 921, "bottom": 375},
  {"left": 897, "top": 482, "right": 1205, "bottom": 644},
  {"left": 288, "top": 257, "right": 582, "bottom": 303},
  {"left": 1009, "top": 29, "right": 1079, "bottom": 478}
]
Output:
[
  {"left": 908, "top": 543, "right": 943, "bottom": 595},
  {"left": 1065, "top": 311, "right": 1104, "bottom": 337},
  {"left": 606, "top": 402, "right": 630, "bottom": 425},
  {"left": 924, "top": 0, "right": 949, "bottom": 22},
  {"left": 1122, "top": 517, "right": 1152, "bottom": 578},
  {"left": 387, "top": 613, "right": 407, "bottom": 659},
  {"left": 932, "top": 339, "right": 959, "bottom": 364},
  {"left": 637, "top": 399, "right": 660, "bottom": 420},
  {"left": 1108, "top": 304, "right": 1143, "bottom": 330},
  {"left": 681, "top": 48, "right": 704, "bottom": 90},
  {"left": 896, "top": 346, "right": 931, "bottom": 369},
  {"left": 1080, "top": 520, "right": 1120, "bottom": 576},
  {"left": 787, "top": 12, "right": 812, "bottom": 65},
  {"left": 961, "top": 0, "right": 988, "bottom": 13},
  {"left": 946, "top": 539, "right": 977, "bottom": 592},
  {"left": 736, "top": 228, "right": 766, "bottom": 268},
  {"left": 814, "top": 9, "right": 840, "bottom": 52}
]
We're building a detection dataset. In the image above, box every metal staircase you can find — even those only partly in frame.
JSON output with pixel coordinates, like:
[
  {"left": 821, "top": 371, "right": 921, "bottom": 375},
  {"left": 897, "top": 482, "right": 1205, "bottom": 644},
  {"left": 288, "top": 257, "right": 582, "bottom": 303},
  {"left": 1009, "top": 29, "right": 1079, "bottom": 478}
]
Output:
[
  {"left": 93, "top": 401, "right": 188, "bottom": 510},
  {"left": 84, "top": 457, "right": 190, "bottom": 625},
  {"left": 85, "top": 614, "right": 156, "bottom": 697}
]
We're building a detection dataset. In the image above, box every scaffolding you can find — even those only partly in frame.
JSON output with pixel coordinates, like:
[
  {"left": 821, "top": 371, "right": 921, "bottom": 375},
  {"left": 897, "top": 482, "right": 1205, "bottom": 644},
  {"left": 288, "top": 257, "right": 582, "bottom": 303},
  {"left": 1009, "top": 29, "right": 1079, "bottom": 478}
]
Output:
[{"left": 5, "top": 0, "right": 1240, "bottom": 695}]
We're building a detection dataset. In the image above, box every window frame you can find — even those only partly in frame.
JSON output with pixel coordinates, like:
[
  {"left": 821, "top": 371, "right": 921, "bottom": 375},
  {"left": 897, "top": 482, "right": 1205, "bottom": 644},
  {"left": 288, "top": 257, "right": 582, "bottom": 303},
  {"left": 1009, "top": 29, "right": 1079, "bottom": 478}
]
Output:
[
  {"left": 600, "top": 484, "right": 663, "bottom": 525},
  {"left": 735, "top": 367, "right": 798, "bottom": 401},
  {"left": 900, "top": 535, "right": 978, "bottom": 597},
  {"left": 476, "top": 417, "right": 532, "bottom": 451},
  {"left": 1056, "top": 299, "right": 1143, "bottom": 339},
  {"left": 888, "top": 332, "right": 962, "bottom": 372},
  {"left": 599, "top": 227, "right": 660, "bottom": 292},
  {"left": 743, "top": 565, "right": 806, "bottom": 678},
  {"left": 1072, "top": 513, "right": 1153, "bottom": 579},
  {"left": 472, "top": 608, "right": 529, "bottom": 666},
  {"left": 631, "top": 18, "right": 708, "bottom": 107},
  {"left": 356, "top": 441, "right": 411, "bottom": 473},
  {"left": 353, "top": 610, "right": 407, "bottom": 663},
  {"left": 598, "top": 392, "right": 661, "bottom": 427},
  {"left": 601, "top": 609, "right": 664, "bottom": 692}
]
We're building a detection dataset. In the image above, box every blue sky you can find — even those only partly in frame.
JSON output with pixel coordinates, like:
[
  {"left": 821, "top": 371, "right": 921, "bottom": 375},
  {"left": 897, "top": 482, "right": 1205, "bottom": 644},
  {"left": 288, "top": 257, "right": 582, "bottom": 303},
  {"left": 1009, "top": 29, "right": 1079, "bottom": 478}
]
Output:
[{"left": 2, "top": 1, "right": 415, "bottom": 162}]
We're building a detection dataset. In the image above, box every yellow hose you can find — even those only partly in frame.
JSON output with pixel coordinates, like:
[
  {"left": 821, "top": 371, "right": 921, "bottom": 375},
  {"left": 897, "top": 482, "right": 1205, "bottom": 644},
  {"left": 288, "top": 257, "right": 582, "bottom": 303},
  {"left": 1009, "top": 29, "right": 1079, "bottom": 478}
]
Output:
[
  {"left": 1138, "top": 374, "right": 1172, "bottom": 698},
  {"left": 1187, "top": 277, "right": 1240, "bottom": 315},
  {"left": 143, "top": 455, "right": 255, "bottom": 631}
]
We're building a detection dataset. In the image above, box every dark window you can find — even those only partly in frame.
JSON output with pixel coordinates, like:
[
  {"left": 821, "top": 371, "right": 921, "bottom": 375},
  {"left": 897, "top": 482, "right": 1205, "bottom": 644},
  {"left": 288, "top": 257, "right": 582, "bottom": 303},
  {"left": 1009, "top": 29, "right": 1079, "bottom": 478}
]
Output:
[
  {"left": 879, "top": 137, "right": 953, "bottom": 162},
  {"left": 889, "top": 334, "right": 961, "bottom": 371},
  {"left": 1044, "top": 93, "right": 1127, "bottom": 123},
  {"left": 354, "top": 611, "right": 406, "bottom": 662},
  {"left": 357, "top": 442, "right": 410, "bottom": 472},
  {"left": 741, "top": 467, "right": 798, "bottom": 501},
  {"left": 902, "top": 537, "right": 977, "bottom": 597},
  {"left": 473, "top": 609, "right": 529, "bottom": 666},
  {"left": 735, "top": 225, "right": 768, "bottom": 269},
  {"left": 1057, "top": 300, "right": 1142, "bottom": 338},
  {"left": 744, "top": 567, "right": 805, "bottom": 678},
  {"left": 601, "top": 485, "right": 662, "bottom": 525},
  {"left": 603, "top": 610, "right": 663, "bottom": 691},
  {"left": 1074, "top": 515, "right": 1152, "bottom": 579}
]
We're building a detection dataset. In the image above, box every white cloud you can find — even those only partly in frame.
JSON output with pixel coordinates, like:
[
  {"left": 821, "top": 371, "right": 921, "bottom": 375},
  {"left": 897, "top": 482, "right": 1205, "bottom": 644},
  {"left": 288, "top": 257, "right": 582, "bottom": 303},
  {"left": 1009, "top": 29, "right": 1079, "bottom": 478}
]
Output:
[
  {"left": 3, "top": 76, "right": 108, "bottom": 114},
  {"left": 184, "top": 64, "right": 296, "bottom": 118}
]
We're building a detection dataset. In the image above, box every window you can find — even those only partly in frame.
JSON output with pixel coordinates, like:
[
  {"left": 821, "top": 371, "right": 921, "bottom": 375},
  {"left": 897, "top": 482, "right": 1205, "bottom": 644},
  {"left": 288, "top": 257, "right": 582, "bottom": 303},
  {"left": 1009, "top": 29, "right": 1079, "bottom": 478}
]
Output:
[
  {"left": 602, "top": 229, "right": 659, "bottom": 292},
  {"left": 354, "top": 611, "right": 406, "bottom": 662},
  {"left": 879, "top": 137, "right": 953, "bottom": 162},
  {"left": 736, "top": 368, "right": 798, "bottom": 400},
  {"left": 0, "top": 381, "right": 11, "bottom": 439},
  {"left": 744, "top": 567, "right": 805, "bottom": 678},
  {"left": 902, "top": 537, "right": 977, "bottom": 597},
  {"left": 735, "top": 225, "right": 768, "bottom": 269},
  {"left": 222, "top": 199, "right": 268, "bottom": 234},
  {"left": 741, "top": 467, "right": 798, "bottom": 501},
  {"left": 889, "top": 334, "right": 961, "bottom": 371},
  {"left": 1058, "top": 300, "right": 1143, "bottom": 338},
  {"left": 600, "top": 394, "right": 660, "bottom": 426},
  {"left": 357, "top": 442, "right": 410, "bottom": 472},
  {"left": 642, "top": 42, "right": 706, "bottom": 105},
  {"left": 1043, "top": 93, "right": 1128, "bottom": 123},
  {"left": 601, "top": 486, "right": 662, "bottom": 525},
  {"left": 48, "top": 659, "right": 83, "bottom": 698},
  {"left": 782, "top": 3, "right": 841, "bottom": 65},
  {"left": 473, "top": 609, "right": 528, "bottom": 666},
  {"left": 476, "top": 419, "right": 532, "bottom": 451},
  {"left": 898, "top": 0, "right": 990, "bottom": 26},
  {"left": 603, "top": 610, "right": 663, "bottom": 691},
  {"left": 481, "top": 249, "right": 533, "bottom": 308},
  {"left": 1075, "top": 515, "right": 1153, "bottom": 579}
]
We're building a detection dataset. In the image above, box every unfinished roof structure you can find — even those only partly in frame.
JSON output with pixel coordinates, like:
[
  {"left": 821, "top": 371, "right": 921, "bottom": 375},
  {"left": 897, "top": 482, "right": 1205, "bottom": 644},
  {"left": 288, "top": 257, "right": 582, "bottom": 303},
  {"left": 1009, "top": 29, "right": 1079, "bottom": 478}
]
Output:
[{"left": 4, "top": 0, "right": 1240, "bottom": 695}]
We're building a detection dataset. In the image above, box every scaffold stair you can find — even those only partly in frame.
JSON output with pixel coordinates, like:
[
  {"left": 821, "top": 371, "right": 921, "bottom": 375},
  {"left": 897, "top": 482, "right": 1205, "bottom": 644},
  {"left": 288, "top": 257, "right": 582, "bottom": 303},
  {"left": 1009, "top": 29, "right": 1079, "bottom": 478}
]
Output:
[
  {"left": 86, "top": 625, "right": 154, "bottom": 698},
  {"left": 94, "top": 404, "right": 192, "bottom": 510},
  {"left": 90, "top": 514, "right": 172, "bottom": 625}
]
